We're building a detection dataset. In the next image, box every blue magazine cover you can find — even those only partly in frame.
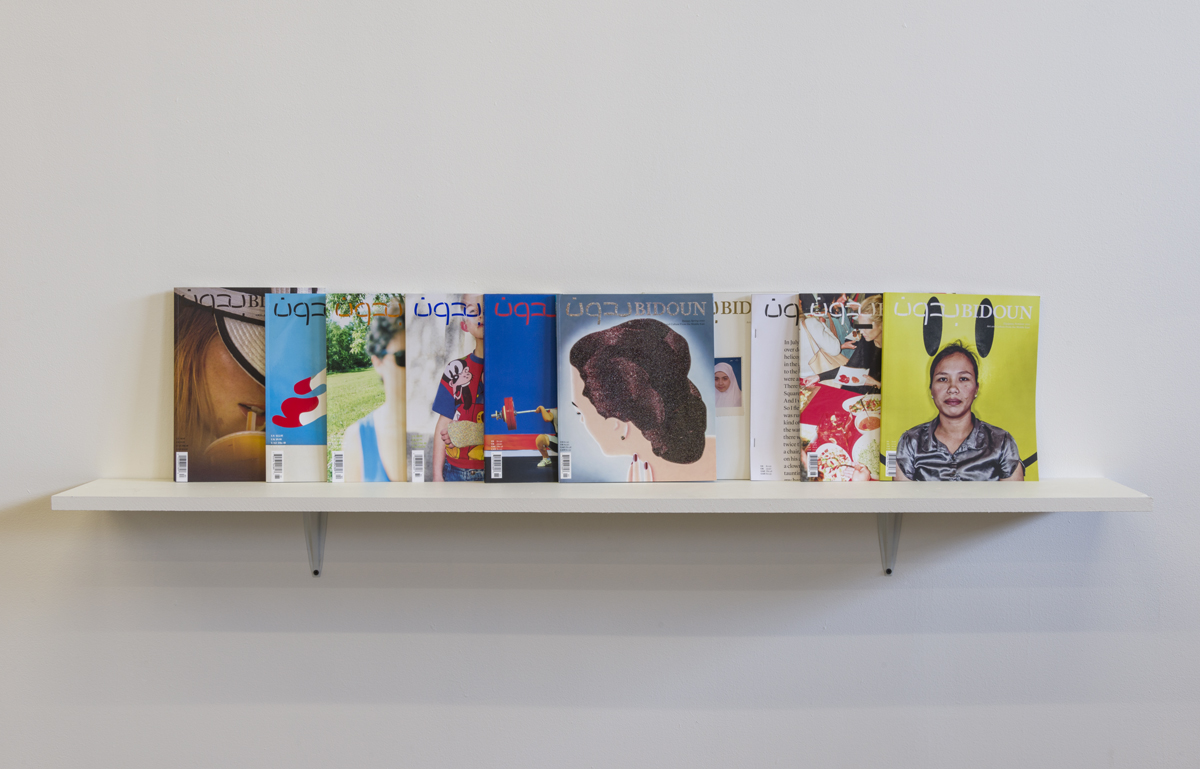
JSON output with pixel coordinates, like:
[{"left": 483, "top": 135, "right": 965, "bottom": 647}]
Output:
[
  {"left": 483, "top": 295, "right": 558, "bottom": 482},
  {"left": 266, "top": 289, "right": 328, "bottom": 481},
  {"left": 556, "top": 294, "right": 717, "bottom": 482}
]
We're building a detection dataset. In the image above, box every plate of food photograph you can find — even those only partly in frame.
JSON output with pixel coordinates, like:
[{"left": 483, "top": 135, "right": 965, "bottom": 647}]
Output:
[{"left": 816, "top": 443, "right": 853, "bottom": 482}]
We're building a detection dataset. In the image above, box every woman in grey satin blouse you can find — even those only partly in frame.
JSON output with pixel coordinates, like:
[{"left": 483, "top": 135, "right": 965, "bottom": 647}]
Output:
[{"left": 895, "top": 343, "right": 1024, "bottom": 482}]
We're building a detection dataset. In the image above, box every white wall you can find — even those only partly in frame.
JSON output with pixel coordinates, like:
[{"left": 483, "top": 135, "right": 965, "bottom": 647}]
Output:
[{"left": 2, "top": 1, "right": 1197, "bottom": 765}]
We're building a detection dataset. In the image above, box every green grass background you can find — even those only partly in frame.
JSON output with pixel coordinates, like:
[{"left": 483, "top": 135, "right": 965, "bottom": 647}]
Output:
[{"left": 326, "top": 368, "right": 385, "bottom": 480}]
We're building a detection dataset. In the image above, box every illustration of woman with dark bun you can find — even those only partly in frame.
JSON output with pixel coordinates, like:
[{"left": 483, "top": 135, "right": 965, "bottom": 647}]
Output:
[{"left": 568, "top": 319, "right": 715, "bottom": 481}]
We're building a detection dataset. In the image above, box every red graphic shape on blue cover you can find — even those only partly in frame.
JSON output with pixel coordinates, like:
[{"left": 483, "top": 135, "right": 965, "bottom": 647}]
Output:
[{"left": 272, "top": 371, "right": 327, "bottom": 428}]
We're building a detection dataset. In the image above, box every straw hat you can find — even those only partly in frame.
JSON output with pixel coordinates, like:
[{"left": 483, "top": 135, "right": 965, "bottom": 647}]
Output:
[{"left": 174, "top": 287, "right": 270, "bottom": 384}]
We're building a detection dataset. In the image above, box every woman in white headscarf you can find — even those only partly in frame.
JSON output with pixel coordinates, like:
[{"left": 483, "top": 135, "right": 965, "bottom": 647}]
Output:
[{"left": 714, "top": 362, "right": 742, "bottom": 407}]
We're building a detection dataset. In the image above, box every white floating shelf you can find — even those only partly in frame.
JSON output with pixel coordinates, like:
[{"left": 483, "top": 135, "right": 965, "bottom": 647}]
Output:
[
  {"left": 50, "top": 478, "right": 1150, "bottom": 577},
  {"left": 52, "top": 478, "right": 1151, "bottom": 514}
]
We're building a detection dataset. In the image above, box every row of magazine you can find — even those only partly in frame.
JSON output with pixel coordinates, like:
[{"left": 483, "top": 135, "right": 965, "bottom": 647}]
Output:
[{"left": 174, "top": 289, "right": 1039, "bottom": 483}]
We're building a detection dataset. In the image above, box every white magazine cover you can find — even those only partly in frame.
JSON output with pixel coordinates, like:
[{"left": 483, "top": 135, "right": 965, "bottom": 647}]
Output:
[
  {"left": 405, "top": 294, "right": 486, "bottom": 482},
  {"left": 749, "top": 293, "right": 802, "bottom": 480}
]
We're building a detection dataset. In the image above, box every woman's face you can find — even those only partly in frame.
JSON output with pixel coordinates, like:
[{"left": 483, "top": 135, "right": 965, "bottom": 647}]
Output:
[
  {"left": 859, "top": 311, "right": 882, "bottom": 342},
  {"left": 930, "top": 352, "right": 978, "bottom": 420},
  {"left": 715, "top": 370, "right": 731, "bottom": 393},
  {"left": 371, "top": 332, "right": 406, "bottom": 401},
  {"left": 571, "top": 366, "right": 628, "bottom": 455},
  {"left": 202, "top": 335, "right": 265, "bottom": 437}
]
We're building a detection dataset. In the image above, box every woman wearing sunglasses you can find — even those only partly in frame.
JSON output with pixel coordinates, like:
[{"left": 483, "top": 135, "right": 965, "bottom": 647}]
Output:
[{"left": 340, "top": 312, "right": 407, "bottom": 482}]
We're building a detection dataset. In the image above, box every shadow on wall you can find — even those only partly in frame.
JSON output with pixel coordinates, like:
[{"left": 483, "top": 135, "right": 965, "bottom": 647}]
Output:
[
  {"left": 103, "top": 291, "right": 176, "bottom": 479},
  {"left": 0, "top": 495, "right": 1172, "bottom": 712},
  {"left": 1, "top": 495, "right": 1110, "bottom": 637}
]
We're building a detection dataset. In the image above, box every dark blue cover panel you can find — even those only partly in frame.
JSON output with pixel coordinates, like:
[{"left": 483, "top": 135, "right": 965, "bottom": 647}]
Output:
[{"left": 483, "top": 295, "right": 558, "bottom": 483}]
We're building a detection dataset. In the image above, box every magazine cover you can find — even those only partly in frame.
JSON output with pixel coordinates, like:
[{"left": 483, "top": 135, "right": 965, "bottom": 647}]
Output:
[
  {"left": 556, "top": 294, "right": 717, "bottom": 482},
  {"left": 749, "top": 294, "right": 802, "bottom": 480},
  {"left": 483, "top": 294, "right": 558, "bottom": 482},
  {"left": 797, "top": 293, "right": 883, "bottom": 481},
  {"left": 798, "top": 384, "right": 882, "bottom": 482},
  {"left": 266, "top": 289, "right": 327, "bottom": 481},
  {"left": 405, "top": 294, "right": 485, "bottom": 482},
  {"left": 881, "top": 293, "right": 1039, "bottom": 482},
  {"left": 713, "top": 293, "right": 751, "bottom": 479},
  {"left": 325, "top": 293, "right": 405, "bottom": 482},
  {"left": 173, "top": 287, "right": 270, "bottom": 482}
]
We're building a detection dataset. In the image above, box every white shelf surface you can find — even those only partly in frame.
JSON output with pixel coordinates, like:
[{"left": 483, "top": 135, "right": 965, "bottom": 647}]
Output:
[{"left": 52, "top": 478, "right": 1151, "bottom": 514}]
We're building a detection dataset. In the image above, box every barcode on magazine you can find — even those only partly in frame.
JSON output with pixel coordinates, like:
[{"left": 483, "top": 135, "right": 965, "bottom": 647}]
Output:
[
  {"left": 490, "top": 451, "right": 502, "bottom": 480},
  {"left": 412, "top": 450, "right": 425, "bottom": 483},
  {"left": 885, "top": 451, "right": 897, "bottom": 478},
  {"left": 560, "top": 452, "right": 571, "bottom": 480},
  {"left": 807, "top": 453, "right": 819, "bottom": 479},
  {"left": 175, "top": 452, "right": 188, "bottom": 483},
  {"left": 271, "top": 451, "right": 284, "bottom": 482},
  {"left": 331, "top": 451, "right": 345, "bottom": 483}
]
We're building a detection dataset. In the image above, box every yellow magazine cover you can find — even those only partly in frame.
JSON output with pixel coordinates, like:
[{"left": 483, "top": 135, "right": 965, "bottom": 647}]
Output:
[{"left": 880, "top": 293, "right": 1039, "bottom": 482}]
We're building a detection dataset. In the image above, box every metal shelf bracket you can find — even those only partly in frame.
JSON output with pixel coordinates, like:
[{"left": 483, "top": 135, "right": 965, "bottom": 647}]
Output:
[
  {"left": 877, "top": 512, "right": 902, "bottom": 575},
  {"left": 303, "top": 511, "right": 327, "bottom": 577}
]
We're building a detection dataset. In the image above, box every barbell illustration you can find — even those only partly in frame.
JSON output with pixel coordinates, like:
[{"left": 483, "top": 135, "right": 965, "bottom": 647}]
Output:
[{"left": 490, "top": 396, "right": 540, "bottom": 431}]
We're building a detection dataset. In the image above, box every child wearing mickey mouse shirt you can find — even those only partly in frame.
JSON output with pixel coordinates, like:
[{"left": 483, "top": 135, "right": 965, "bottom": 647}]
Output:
[{"left": 431, "top": 294, "right": 485, "bottom": 481}]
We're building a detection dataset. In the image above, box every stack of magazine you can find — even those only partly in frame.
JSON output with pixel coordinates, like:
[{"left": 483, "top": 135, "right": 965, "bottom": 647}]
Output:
[{"left": 173, "top": 289, "right": 1039, "bottom": 484}]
